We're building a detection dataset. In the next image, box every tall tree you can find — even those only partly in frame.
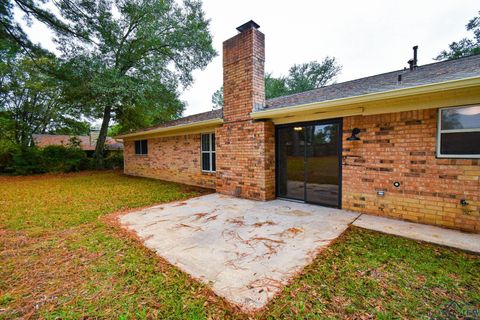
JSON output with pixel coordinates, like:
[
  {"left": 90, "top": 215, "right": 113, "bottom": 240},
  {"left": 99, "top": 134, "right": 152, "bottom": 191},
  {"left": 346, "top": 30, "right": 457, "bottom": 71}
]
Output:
[
  {"left": 0, "top": 55, "right": 85, "bottom": 145},
  {"left": 56, "top": 0, "right": 216, "bottom": 167},
  {"left": 211, "top": 86, "right": 223, "bottom": 110},
  {"left": 6, "top": 0, "right": 216, "bottom": 167},
  {"left": 285, "top": 57, "right": 341, "bottom": 95},
  {"left": 435, "top": 11, "right": 480, "bottom": 60}
]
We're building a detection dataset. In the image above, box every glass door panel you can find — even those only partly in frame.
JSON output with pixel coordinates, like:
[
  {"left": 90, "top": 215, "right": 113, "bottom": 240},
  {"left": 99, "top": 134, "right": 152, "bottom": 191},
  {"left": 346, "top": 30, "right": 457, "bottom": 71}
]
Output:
[
  {"left": 277, "top": 126, "right": 305, "bottom": 200},
  {"left": 305, "top": 124, "right": 340, "bottom": 206}
]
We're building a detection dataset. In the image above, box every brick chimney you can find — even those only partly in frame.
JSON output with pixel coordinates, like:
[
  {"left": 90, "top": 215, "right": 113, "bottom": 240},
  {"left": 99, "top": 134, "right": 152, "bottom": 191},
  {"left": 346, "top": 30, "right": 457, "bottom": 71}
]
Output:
[
  {"left": 223, "top": 20, "right": 265, "bottom": 122},
  {"left": 216, "top": 21, "right": 275, "bottom": 201}
]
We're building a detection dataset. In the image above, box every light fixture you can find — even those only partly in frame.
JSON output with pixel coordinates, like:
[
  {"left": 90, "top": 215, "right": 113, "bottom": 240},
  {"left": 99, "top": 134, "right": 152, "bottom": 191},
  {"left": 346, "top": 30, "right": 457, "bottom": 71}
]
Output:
[
  {"left": 293, "top": 127, "right": 303, "bottom": 131},
  {"left": 347, "top": 128, "right": 361, "bottom": 141}
]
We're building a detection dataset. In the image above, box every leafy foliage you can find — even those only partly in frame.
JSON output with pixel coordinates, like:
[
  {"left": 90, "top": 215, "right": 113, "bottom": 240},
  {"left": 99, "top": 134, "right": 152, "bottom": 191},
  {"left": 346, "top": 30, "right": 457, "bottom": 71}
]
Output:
[
  {"left": 104, "top": 151, "right": 124, "bottom": 169},
  {"left": 265, "top": 72, "right": 289, "bottom": 100},
  {"left": 40, "top": 145, "right": 90, "bottom": 173},
  {"left": 211, "top": 86, "right": 224, "bottom": 109},
  {"left": 0, "top": 55, "right": 88, "bottom": 146},
  {"left": 50, "top": 0, "right": 216, "bottom": 165},
  {"left": 211, "top": 57, "right": 341, "bottom": 106},
  {"left": 10, "top": 146, "right": 44, "bottom": 175},
  {"left": 436, "top": 11, "right": 480, "bottom": 60},
  {"left": 285, "top": 57, "right": 341, "bottom": 95},
  {"left": 4, "top": 0, "right": 216, "bottom": 167},
  {"left": 1, "top": 144, "right": 91, "bottom": 175}
]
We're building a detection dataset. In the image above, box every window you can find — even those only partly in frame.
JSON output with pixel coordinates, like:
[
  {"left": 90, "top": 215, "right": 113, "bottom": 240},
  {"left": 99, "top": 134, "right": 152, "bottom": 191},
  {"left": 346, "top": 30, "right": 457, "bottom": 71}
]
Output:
[
  {"left": 437, "top": 105, "right": 480, "bottom": 158},
  {"left": 201, "top": 133, "right": 216, "bottom": 172},
  {"left": 134, "top": 140, "right": 148, "bottom": 155}
]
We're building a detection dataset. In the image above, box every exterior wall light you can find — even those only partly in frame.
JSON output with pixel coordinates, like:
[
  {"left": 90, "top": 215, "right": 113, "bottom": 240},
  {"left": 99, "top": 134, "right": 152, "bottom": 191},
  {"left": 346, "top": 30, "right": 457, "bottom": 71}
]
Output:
[
  {"left": 293, "top": 127, "right": 303, "bottom": 131},
  {"left": 347, "top": 128, "right": 361, "bottom": 141}
]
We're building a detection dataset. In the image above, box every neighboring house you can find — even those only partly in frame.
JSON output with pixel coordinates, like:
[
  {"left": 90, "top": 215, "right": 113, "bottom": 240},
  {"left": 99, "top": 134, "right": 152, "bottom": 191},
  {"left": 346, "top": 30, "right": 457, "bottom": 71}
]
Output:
[
  {"left": 118, "top": 21, "right": 480, "bottom": 232},
  {"left": 33, "top": 132, "right": 123, "bottom": 156}
]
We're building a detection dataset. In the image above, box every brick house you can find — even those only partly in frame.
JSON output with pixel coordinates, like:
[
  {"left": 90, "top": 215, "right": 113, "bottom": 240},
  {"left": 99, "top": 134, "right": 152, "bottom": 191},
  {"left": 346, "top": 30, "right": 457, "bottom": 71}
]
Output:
[{"left": 118, "top": 21, "right": 480, "bottom": 232}]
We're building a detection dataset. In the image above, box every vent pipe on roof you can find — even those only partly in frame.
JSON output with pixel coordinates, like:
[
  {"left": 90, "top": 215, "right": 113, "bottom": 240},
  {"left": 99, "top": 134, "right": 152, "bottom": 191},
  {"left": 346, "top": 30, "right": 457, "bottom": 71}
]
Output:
[{"left": 408, "top": 45, "right": 418, "bottom": 71}]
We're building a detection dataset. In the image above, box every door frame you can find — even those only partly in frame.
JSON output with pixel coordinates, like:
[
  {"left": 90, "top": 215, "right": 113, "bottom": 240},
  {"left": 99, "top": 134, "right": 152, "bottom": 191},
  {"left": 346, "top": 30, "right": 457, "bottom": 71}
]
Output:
[{"left": 275, "top": 118, "right": 343, "bottom": 208}]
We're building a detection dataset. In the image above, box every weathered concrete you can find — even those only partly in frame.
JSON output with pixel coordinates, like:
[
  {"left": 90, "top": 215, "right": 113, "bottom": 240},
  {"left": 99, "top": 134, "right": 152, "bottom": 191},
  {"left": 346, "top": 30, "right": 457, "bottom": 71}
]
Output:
[
  {"left": 353, "top": 214, "right": 480, "bottom": 253},
  {"left": 120, "top": 194, "right": 360, "bottom": 312}
]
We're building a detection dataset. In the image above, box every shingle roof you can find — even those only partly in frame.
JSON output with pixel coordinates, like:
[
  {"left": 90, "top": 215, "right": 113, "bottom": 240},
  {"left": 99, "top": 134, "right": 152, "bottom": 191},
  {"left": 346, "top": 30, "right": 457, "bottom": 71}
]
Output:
[
  {"left": 264, "top": 54, "right": 480, "bottom": 110},
  {"left": 131, "top": 108, "right": 223, "bottom": 134},
  {"left": 127, "top": 55, "right": 479, "bottom": 134},
  {"left": 33, "top": 134, "right": 123, "bottom": 151}
]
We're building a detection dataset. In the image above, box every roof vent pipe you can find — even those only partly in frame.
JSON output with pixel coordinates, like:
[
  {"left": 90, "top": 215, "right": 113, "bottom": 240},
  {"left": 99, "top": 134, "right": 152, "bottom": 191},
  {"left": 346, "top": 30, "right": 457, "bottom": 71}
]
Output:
[{"left": 408, "top": 45, "right": 418, "bottom": 71}]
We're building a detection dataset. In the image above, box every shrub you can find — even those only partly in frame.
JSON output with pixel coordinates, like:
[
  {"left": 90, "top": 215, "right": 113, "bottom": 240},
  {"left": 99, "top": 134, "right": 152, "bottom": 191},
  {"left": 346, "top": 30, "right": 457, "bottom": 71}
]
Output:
[
  {"left": 5, "top": 145, "right": 91, "bottom": 175},
  {"left": 41, "top": 145, "right": 90, "bottom": 173},
  {"left": 0, "top": 142, "right": 18, "bottom": 173},
  {"left": 104, "top": 151, "right": 124, "bottom": 169},
  {"left": 11, "top": 147, "right": 45, "bottom": 175}
]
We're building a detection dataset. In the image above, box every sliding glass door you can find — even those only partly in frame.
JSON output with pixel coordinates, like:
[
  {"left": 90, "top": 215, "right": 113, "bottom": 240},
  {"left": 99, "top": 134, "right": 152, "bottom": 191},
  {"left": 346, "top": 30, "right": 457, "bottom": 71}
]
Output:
[{"left": 276, "top": 120, "right": 341, "bottom": 207}]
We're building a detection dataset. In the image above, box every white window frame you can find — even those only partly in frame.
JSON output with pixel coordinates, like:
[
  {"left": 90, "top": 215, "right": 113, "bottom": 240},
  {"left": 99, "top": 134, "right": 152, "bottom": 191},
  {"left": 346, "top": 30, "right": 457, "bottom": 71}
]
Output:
[
  {"left": 201, "top": 133, "right": 216, "bottom": 172},
  {"left": 437, "top": 105, "right": 480, "bottom": 159}
]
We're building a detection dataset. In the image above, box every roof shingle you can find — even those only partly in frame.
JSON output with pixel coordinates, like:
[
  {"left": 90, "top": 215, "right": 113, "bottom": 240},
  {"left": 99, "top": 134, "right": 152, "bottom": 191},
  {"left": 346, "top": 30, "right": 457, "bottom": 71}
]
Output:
[
  {"left": 264, "top": 54, "right": 480, "bottom": 110},
  {"left": 127, "top": 55, "right": 480, "bottom": 134}
]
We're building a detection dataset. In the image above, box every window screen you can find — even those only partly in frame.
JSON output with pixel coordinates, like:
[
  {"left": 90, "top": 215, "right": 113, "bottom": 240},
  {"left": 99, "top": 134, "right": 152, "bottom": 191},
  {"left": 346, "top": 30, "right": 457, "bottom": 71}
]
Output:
[
  {"left": 201, "top": 133, "right": 216, "bottom": 172},
  {"left": 437, "top": 106, "right": 480, "bottom": 158}
]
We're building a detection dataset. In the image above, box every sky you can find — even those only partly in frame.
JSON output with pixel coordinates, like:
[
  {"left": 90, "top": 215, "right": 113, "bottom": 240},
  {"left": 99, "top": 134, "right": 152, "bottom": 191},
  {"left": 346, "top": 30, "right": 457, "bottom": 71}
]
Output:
[{"left": 19, "top": 0, "right": 479, "bottom": 117}]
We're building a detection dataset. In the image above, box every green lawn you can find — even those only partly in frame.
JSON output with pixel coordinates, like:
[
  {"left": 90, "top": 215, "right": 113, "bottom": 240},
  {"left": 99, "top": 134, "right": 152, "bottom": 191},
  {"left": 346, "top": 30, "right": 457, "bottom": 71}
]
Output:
[{"left": 0, "top": 171, "right": 478, "bottom": 319}]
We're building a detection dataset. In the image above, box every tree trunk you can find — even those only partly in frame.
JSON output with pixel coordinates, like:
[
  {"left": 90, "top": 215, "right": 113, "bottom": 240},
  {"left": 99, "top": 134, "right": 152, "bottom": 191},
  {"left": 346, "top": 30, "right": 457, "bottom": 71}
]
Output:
[{"left": 94, "top": 105, "right": 112, "bottom": 169}]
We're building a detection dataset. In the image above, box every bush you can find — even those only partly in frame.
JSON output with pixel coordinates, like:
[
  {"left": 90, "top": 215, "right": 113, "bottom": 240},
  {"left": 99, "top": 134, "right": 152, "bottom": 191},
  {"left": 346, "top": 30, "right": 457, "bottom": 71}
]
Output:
[
  {"left": 0, "top": 142, "right": 18, "bottom": 173},
  {"left": 0, "top": 144, "right": 123, "bottom": 175},
  {"left": 11, "top": 147, "right": 45, "bottom": 175},
  {"left": 104, "top": 151, "right": 124, "bottom": 169},
  {"left": 41, "top": 145, "right": 90, "bottom": 173},
  {"left": 1, "top": 145, "right": 91, "bottom": 175}
]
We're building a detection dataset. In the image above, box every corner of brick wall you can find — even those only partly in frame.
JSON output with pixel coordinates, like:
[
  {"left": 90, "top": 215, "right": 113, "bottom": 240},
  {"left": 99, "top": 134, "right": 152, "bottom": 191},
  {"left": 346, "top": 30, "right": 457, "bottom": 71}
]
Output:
[
  {"left": 123, "top": 135, "right": 216, "bottom": 189},
  {"left": 342, "top": 108, "right": 480, "bottom": 232}
]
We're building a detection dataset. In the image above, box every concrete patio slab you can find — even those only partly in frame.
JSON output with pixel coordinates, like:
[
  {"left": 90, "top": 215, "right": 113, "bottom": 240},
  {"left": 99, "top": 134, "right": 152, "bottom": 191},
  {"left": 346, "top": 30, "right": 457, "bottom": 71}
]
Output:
[
  {"left": 120, "top": 194, "right": 360, "bottom": 312},
  {"left": 353, "top": 214, "right": 480, "bottom": 253}
]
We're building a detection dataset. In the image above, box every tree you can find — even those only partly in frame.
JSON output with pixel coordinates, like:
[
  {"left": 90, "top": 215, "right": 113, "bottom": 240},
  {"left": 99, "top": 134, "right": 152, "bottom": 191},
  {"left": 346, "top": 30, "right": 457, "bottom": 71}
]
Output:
[
  {"left": 435, "top": 11, "right": 480, "bottom": 60},
  {"left": 6, "top": 0, "right": 216, "bottom": 167},
  {"left": 211, "top": 86, "right": 223, "bottom": 109},
  {"left": 211, "top": 57, "right": 341, "bottom": 104},
  {"left": 265, "top": 73, "right": 288, "bottom": 99},
  {"left": 0, "top": 55, "right": 86, "bottom": 146},
  {"left": 285, "top": 57, "right": 341, "bottom": 95},
  {"left": 54, "top": 0, "right": 216, "bottom": 168}
]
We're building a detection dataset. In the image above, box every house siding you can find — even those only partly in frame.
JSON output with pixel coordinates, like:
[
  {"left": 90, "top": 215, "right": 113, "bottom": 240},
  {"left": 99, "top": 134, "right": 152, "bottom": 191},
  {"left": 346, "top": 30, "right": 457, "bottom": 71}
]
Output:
[
  {"left": 342, "top": 108, "right": 480, "bottom": 232},
  {"left": 123, "top": 134, "right": 216, "bottom": 189}
]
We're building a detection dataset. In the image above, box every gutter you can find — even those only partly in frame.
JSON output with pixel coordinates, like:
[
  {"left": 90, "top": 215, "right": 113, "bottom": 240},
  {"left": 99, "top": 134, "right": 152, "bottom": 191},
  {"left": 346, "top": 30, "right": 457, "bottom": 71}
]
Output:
[
  {"left": 115, "top": 118, "right": 224, "bottom": 140},
  {"left": 251, "top": 76, "right": 480, "bottom": 119}
]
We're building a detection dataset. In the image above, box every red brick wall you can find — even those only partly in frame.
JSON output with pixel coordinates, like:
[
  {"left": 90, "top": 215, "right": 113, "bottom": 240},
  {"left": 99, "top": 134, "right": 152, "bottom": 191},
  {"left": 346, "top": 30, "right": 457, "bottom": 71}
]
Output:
[
  {"left": 223, "top": 28, "right": 265, "bottom": 122},
  {"left": 343, "top": 108, "right": 480, "bottom": 232},
  {"left": 124, "top": 134, "right": 216, "bottom": 189},
  {"left": 216, "top": 26, "right": 276, "bottom": 200},
  {"left": 216, "top": 121, "right": 275, "bottom": 200}
]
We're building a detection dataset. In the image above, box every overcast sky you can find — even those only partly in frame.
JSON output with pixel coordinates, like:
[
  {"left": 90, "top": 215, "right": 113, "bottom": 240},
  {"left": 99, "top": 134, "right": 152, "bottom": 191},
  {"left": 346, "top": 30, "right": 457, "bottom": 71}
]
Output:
[{"left": 20, "top": 0, "right": 479, "bottom": 117}]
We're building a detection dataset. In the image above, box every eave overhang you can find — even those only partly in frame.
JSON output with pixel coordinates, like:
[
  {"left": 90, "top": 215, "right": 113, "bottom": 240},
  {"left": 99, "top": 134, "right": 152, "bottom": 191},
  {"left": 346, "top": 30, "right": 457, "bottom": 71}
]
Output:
[
  {"left": 116, "top": 118, "right": 224, "bottom": 140},
  {"left": 251, "top": 76, "right": 480, "bottom": 124}
]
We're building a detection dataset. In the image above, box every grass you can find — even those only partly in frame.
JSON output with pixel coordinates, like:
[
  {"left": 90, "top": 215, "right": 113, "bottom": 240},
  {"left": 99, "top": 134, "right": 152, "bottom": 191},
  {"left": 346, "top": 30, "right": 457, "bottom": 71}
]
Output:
[{"left": 0, "top": 171, "right": 479, "bottom": 319}]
